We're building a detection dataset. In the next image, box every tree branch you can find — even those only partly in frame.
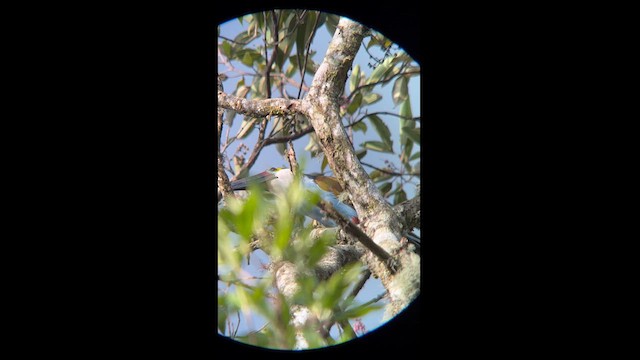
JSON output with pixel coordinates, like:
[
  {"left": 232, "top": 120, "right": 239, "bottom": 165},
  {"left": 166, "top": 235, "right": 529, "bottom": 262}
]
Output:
[
  {"left": 229, "top": 117, "right": 267, "bottom": 182},
  {"left": 217, "top": 92, "right": 309, "bottom": 118},
  {"left": 217, "top": 76, "right": 235, "bottom": 202},
  {"left": 393, "top": 195, "right": 421, "bottom": 231},
  {"left": 296, "top": 11, "right": 320, "bottom": 100},
  {"left": 263, "top": 125, "right": 315, "bottom": 145},
  {"left": 361, "top": 161, "right": 420, "bottom": 177},
  {"left": 347, "top": 69, "right": 421, "bottom": 101},
  {"left": 304, "top": 17, "right": 420, "bottom": 320}
]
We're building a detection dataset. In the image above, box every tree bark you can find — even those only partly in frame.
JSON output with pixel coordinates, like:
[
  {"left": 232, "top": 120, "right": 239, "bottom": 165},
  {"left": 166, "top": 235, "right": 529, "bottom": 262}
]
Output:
[{"left": 302, "top": 18, "right": 420, "bottom": 319}]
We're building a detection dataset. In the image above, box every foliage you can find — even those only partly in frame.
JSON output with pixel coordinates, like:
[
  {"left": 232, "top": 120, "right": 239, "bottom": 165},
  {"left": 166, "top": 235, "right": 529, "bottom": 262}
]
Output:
[{"left": 218, "top": 172, "right": 382, "bottom": 349}]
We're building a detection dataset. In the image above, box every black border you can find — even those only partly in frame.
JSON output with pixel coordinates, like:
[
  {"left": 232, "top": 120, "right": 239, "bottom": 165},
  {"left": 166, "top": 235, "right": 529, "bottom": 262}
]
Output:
[{"left": 29, "top": 1, "right": 576, "bottom": 356}]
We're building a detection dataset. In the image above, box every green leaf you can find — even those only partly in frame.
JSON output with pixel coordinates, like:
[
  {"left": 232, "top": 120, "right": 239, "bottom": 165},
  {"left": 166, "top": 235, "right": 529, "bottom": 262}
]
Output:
[
  {"left": 275, "top": 44, "right": 286, "bottom": 71},
  {"left": 350, "top": 64, "right": 361, "bottom": 93},
  {"left": 366, "top": 35, "right": 380, "bottom": 49},
  {"left": 368, "top": 114, "right": 392, "bottom": 147},
  {"left": 394, "top": 189, "right": 407, "bottom": 204},
  {"left": 386, "top": 183, "right": 403, "bottom": 197},
  {"left": 236, "top": 187, "right": 264, "bottom": 241},
  {"left": 306, "top": 230, "right": 333, "bottom": 267},
  {"left": 399, "top": 98, "right": 414, "bottom": 144},
  {"left": 401, "top": 140, "right": 413, "bottom": 168},
  {"left": 221, "top": 40, "right": 232, "bottom": 58},
  {"left": 284, "top": 63, "right": 297, "bottom": 78},
  {"left": 318, "top": 264, "right": 361, "bottom": 311},
  {"left": 367, "top": 56, "right": 394, "bottom": 84},
  {"left": 279, "top": 9, "right": 295, "bottom": 30},
  {"left": 253, "top": 12, "right": 265, "bottom": 35},
  {"left": 413, "top": 162, "right": 421, "bottom": 175},
  {"left": 392, "top": 75, "right": 409, "bottom": 105},
  {"left": 355, "top": 149, "right": 367, "bottom": 160},
  {"left": 409, "top": 151, "right": 421, "bottom": 161},
  {"left": 250, "top": 76, "right": 267, "bottom": 98},
  {"left": 321, "top": 155, "right": 329, "bottom": 173},
  {"left": 296, "top": 11, "right": 317, "bottom": 69},
  {"left": 403, "top": 126, "right": 421, "bottom": 145},
  {"left": 369, "top": 169, "right": 392, "bottom": 183},
  {"left": 248, "top": 285, "right": 273, "bottom": 319},
  {"left": 363, "top": 93, "right": 382, "bottom": 105},
  {"left": 352, "top": 121, "right": 367, "bottom": 133},
  {"left": 338, "top": 302, "right": 383, "bottom": 320},
  {"left": 278, "top": 33, "right": 294, "bottom": 64},
  {"left": 274, "top": 208, "right": 293, "bottom": 253},
  {"left": 236, "top": 117, "right": 257, "bottom": 139},
  {"left": 233, "top": 30, "right": 254, "bottom": 46},
  {"left": 241, "top": 51, "right": 254, "bottom": 67},
  {"left": 288, "top": 54, "right": 298, "bottom": 68},
  {"left": 346, "top": 93, "right": 362, "bottom": 115},
  {"left": 362, "top": 141, "right": 393, "bottom": 153},
  {"left": 314, "top": 12, "right": 327, "bottom": 30},
  {"left": 378, "top": 182, "right": 392, "bottom": 196}
]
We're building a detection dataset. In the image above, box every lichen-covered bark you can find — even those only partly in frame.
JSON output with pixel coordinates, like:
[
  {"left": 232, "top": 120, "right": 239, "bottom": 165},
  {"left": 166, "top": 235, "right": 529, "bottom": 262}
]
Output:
[
  {"left": 217, "top": 91, "right": 308, "bottom": 118},
  {"left": 394, "top": 195, "right": 421, "bottom": 230},
  {"left": 217, "top": 76, "right": 235, "bottom": 201},
  {"left": 303, "top": 18, "right": 420, "bottom": 318}
]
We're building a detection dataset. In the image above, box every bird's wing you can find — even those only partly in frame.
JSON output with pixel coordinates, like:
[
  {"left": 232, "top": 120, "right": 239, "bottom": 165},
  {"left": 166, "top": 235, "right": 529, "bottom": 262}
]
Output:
[{"left": 308, "top": 175, "right": 344, "bottom": 197}]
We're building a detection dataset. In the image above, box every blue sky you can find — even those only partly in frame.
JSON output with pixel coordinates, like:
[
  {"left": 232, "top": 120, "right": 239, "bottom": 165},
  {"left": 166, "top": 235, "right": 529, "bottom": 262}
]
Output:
[{"left": 218, "top": 11, "right": 421, "bottom": 344}]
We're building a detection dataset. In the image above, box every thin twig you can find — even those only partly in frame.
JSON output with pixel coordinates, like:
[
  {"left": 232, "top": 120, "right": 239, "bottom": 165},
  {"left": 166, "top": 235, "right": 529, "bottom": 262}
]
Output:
[
  {"left": 263, "top": 10, "right": 279, "bottom": 99},
  {"left": 232, "top": 312, "right": 241, "bottom": 338},
  {"left": 263, "top": 125, "right": 315, "bottom": 145},
  {"left": 348, "top": 111, "right": 421, "bottom": 125},
  {"left": 218, "top": 34, "right": 259, "bottom": 46},
  {"left": 361, "top": 162, "right": 419, "bottom": 177},
  {"left": 363, "top": 291, "right": 388, "bottom": 306},
  {"left": 348, "top": 269, "right": 372, "bottom": 300},
  {"left": 347, "top": 69, "right": 420, "bottom": 101},
  {"left": 230, "top": 117, "right": 268, "bottom": 182}
]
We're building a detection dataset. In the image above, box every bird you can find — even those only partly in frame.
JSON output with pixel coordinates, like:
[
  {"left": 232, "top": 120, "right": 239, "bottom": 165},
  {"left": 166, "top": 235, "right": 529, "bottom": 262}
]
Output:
[
  {"left": 227, "top": 167, "right": 359, "bottom": 227},
  {"left": 225, "top": 167, "right": 420, "bottom": 249}
]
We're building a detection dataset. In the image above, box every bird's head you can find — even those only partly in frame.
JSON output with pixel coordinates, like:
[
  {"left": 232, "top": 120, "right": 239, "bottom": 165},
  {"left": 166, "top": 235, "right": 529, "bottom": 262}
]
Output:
[
  {"left": 229, "top": 167, "right": 292, "bottom": 192},
  {"left": 264, "top": 167, "right": 294, "bottom": 194}
]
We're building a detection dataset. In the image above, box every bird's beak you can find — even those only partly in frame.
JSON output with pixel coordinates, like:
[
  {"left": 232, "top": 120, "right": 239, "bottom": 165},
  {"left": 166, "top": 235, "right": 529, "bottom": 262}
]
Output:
[{"left": 229, "top": 171, "right": 277, "bottom": 190}]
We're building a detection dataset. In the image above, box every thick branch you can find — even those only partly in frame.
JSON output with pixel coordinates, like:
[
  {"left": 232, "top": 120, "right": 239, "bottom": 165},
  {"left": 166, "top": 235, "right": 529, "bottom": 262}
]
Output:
[
  {"left": 306, "top": 18, "right": 404, "bottom": 249},
  {"left": 217, "top": 91, "right": 309, "bottom": 118},
  {"left": 263, "top": 126, "right": 315, "bottom": 145},
  {"left": 217, "top": 76, "right": 235, "bottom": 202},
  {"left": 314, "top": 244, "right": 363, "bottom": 281},
  {"left": 393, "top": 195, "right": 421, "bottom": 231},
  {"left": 304, "top": 17, "right": 419, "bottom": 319}
]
